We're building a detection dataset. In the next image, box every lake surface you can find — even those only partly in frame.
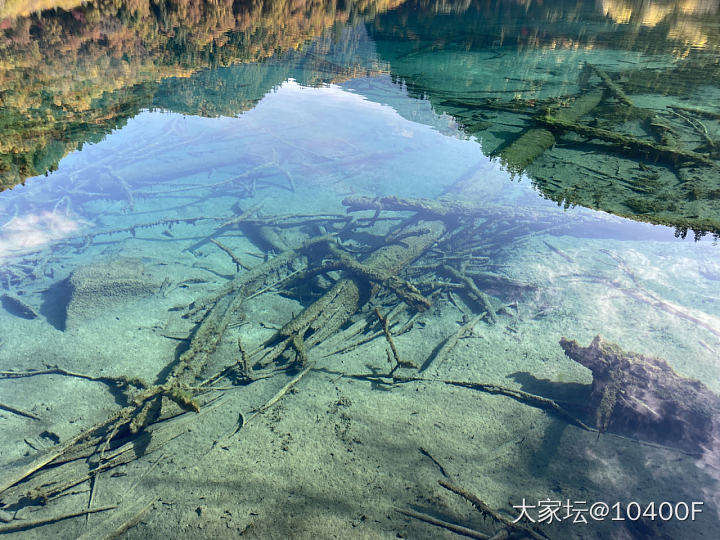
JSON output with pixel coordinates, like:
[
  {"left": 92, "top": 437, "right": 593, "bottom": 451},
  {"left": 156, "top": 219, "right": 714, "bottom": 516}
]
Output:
[{"left": 1, "top": 1, "right": 719, "bottom": 538}]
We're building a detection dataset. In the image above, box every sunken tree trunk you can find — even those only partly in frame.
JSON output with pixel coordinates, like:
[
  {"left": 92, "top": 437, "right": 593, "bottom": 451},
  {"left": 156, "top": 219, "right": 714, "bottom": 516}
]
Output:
[{"left": 560, "top": 335, "right": 720, "bottom": 466}]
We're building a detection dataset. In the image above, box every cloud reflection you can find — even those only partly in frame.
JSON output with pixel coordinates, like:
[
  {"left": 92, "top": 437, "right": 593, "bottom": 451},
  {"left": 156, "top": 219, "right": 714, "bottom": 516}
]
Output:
[{"left": 0, "top": 210, "right": 84, "bottom": 257}]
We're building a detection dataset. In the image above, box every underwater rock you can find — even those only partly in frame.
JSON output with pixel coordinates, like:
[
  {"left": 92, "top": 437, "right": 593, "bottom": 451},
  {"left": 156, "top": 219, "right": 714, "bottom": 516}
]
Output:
[
  {"left": 65, "top": 257, "right": 161, "bottom": 328},
  {"left": 560, "top": 335, "right": 720, "bottom": 463},
  {"left": 0, "top": 293, "right": 39, "bottom": 320}
]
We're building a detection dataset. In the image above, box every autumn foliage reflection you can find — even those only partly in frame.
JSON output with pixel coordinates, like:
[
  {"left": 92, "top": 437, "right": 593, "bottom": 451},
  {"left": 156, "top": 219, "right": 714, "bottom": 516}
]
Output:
[{"left": 0, "top": 0, "right": 404, "bottom": 190}]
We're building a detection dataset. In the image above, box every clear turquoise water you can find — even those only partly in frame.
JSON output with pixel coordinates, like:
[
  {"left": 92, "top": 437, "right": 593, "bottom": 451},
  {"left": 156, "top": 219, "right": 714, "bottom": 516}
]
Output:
[{"left": 1, "top": 1, "right": 719, "bottom": 538}]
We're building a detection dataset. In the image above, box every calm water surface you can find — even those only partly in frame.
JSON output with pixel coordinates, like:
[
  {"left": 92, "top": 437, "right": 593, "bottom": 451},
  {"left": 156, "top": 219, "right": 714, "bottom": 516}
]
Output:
[{"left": 1, "top": 1, "right": 719, "bottom": 538}]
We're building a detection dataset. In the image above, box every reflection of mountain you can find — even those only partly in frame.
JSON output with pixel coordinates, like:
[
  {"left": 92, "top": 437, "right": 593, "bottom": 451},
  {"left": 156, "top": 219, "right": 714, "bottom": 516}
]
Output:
[
  {"left": 0, "top": 0, "right": 399, "bottom": 190},
  {"left": 368, "top": 0, "right": 720, "bottom": 238},
  {"left": 153, "top": 25, "right": 386, "bottom": 117},
  {"left": 3, "top": 0, "right": 720, "bottom": 238}
]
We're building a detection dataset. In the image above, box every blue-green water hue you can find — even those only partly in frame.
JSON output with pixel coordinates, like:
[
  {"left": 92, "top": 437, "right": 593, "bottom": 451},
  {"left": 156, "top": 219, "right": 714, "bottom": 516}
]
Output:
[{"left": 1, "top": 1, "right": 719, "bottom": 538}]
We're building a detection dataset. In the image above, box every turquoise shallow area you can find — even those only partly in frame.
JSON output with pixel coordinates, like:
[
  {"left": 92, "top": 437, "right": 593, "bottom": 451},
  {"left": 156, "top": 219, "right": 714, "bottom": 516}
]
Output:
[{"left": 1, "top": 1, "right": 720, "bottom": 539}]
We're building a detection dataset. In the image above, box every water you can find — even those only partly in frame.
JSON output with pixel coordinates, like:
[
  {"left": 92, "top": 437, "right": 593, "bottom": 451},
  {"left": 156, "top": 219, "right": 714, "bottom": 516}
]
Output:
[{"left": 1, "top": 1, "right": 719, "bottom": 538}]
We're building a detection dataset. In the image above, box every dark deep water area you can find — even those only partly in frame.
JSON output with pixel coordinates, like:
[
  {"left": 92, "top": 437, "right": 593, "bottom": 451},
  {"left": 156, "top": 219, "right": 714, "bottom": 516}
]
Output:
[{"left": 1, "top": 1, "right": 720, "bottom": 538}]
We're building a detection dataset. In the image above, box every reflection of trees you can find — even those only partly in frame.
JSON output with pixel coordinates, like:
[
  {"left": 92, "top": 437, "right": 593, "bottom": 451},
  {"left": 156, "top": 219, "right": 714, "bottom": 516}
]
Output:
[
  {"left": 370, "top": 0, "right": 720, "bottom": 53},
  {"left": 598, "top": 0, "right": 718, "bottom": 25},
  {"left": 154, "top": 24, "right": 386, "bottom": 117},
  {"left": 367, "top": 0, "right": 720, "bottom": 238},
  {"left": 596, "top": 0, "right": 720, "bottom": 58},
  {"left": 0, "top": 0, "right": 402, "bottom": 190},
  {"left": 3, "top": 0, "right": 720, "bottom": 239}
]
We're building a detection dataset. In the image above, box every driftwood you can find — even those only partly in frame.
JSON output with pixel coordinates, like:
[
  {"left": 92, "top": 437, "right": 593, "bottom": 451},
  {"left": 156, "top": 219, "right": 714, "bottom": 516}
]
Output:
[
  {"left": 0, "top": 504, "right": 117, "bottom": 534},
  {"left": 343, "top": 373, "right": 593, "bottom": 432},
  {"left": 439, "top": 480, "right": 547, "bottom": 540},
  {"left": 0, "top": 390, "right": 224, "bottom": 508},
  {"left": 77, "top": 497, "right": 154, "bottom": 540},
  {"left": 64, "top": 216, "right": 225, "bottom": 244},
  {"left": 585, "top": 63, "right": 633, "bottom": 107},
  {"left": 0, "top": 237, "right": 330, "bottom": 507},
  {"left": 421, "top": 313, "right": 485, "bottom": 373},
  {"left": 0, "top": 401, "right": 41, "bottom": 421},
  {"left": 560, "top": 336, "right": 720, "bottom": 465},
  {"left": 210, "top": 238, "right": 250, "bottom": 270},
  {"left": 668, "top": 105, "right": 720, "bottom": 121},
  {"left": 535, "top": 116, "right": 713, "bottom": 165},
  {"left": 256, "top": 218, "right": 447, "bottom": 367},
  {"left": 343, "top": 194, "right": 484, "bottom": 218},
  {"left": 285, "top": 243, "right": 432, "bottom": 311},
  {"left": 397, "top": 476, "right": 548, "bottom": 539},
  {"left": 395, "top": 507, "right": 490, "bottom": 539},
  {"left": 0, "top": 197, "right": 501, "bottom": 530},
  {"left": 375, "top": 307, "right": 417, "bottom": 373},
  {"left": 497, "top": 88, "right": 603, "bottom": 173},
  {"left": 439, "top": 265, "right": 497, "bottom": 322},
  {"left": 186, "top": 234, "right": 333, "bottom": 317},
  {"left": 343, "top": 195, "right": 585, "bottom": 226},
  {"left": 325, "top": 243, "right": 431, "bottom": 311}
]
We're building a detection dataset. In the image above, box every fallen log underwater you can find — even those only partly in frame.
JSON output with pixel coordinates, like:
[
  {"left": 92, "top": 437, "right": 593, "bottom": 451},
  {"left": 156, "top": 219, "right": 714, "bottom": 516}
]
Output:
[
  {"left": 497, "top": 88, "right": 604, "bottom": 173},
  {"left": 2, "top": 193, "right": 717, "bottom": 537},
  {"left": 436, "top": 65, "right": 720, "bottom": 239},
  {"left": 534, "top": 115, "right": 714, "bottom": 166},
  {"left": 492, "top": 63, "right": 715, "bottom": 173},
  {"left": 560, "top": 335, "right": 720, "bottom": 466},
  {"left": 0, "top": 194, "right": 502, "bottom": 523}
]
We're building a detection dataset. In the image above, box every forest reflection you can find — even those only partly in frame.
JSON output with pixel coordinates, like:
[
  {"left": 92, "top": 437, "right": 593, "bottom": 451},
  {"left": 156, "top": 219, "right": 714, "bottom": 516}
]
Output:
[{"left": 2, "top": 0, "right": 719, "bottom": 238}]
